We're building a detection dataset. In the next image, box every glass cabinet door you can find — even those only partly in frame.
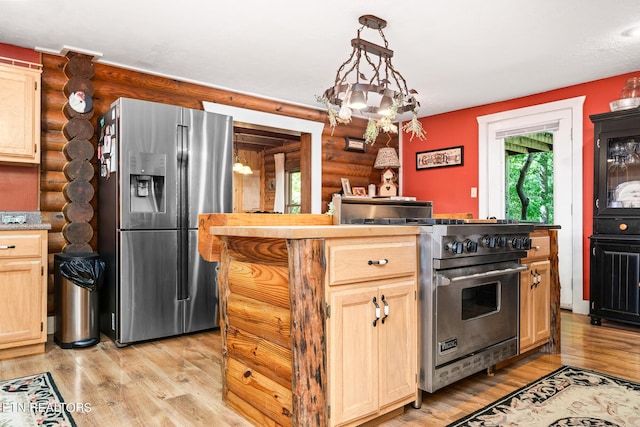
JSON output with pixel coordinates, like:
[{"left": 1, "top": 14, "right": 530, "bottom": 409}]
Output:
[{"left": 603, "top": 134, "right": 640, "bottom": 209}]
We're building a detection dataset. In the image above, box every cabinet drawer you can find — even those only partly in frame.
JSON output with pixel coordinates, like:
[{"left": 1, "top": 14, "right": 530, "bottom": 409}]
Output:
[
  {"left": 327, "top": 236, "right": 417, "bottom": 286},
  {"left": 0, "top": 233, "right": 43, "bottom": 258},
  {"left": 525, "top": 234, "right": 550, "bottom": 261}
]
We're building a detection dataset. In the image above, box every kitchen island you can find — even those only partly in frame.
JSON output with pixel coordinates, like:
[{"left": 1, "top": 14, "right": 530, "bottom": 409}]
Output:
[{"left": 198, "top": 215, "right": 420, "bottom": 427}]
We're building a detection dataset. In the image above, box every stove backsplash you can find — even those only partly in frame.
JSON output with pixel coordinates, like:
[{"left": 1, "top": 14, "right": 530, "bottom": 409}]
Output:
[{"left": 332, "top": 195, "right": 433, "bottom": 225}]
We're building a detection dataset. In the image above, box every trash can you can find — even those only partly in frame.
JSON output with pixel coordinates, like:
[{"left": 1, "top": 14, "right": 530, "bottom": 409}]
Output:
[{"left": 54, "top": 253, "right": 105, "bottom": 349}]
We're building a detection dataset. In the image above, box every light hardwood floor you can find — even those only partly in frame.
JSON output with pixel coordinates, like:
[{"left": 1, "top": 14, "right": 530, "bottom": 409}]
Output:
[{"left": 1, "top": 311, "right": 639, "bottom": 426}]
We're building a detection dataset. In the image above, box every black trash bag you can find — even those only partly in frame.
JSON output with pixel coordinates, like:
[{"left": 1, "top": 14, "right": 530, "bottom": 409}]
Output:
[{"left": 59, "top": 257, "right": 105, "bottom": 291}]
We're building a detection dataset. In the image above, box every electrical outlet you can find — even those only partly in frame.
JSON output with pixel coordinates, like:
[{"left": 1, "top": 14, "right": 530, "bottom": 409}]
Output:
[{"left": 471, "top": 187, "right": 477, "bottom": 198}]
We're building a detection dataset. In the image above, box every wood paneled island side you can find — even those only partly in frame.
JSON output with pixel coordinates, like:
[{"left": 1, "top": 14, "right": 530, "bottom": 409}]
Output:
[{"left": 198, "top": 215, "right": 420, "bottom": 427}]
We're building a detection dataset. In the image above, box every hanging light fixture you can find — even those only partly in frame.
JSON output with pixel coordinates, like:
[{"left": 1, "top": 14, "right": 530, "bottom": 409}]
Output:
[
  {"left": 233, "top": 158, "right": 244, "bottom": 173},
  {"left": 233, "top": 146, "right": 253, "bottom": 175},
  {"left": 318, "top": 14, "right": 426, "bottom": 145}
]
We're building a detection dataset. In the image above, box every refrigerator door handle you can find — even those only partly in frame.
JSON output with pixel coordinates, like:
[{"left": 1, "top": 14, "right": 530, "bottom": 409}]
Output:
[
  {"left": 178, "top": 124, "right": 189, "bottom": 163},
  {"left": 177, "top": 124, "right": 189, "bottom": 228},
  {"left": 177, "top": 124, "right": 190, "bottom": 301}
]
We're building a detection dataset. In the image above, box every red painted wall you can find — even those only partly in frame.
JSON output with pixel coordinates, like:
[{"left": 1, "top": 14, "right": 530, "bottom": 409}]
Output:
[
  {"left": 401, "top": 71, "right": 640, "bottom": 300},
  {"left": 0, "top": 43, "right": 41, "bottom": 211},
  {"left": 0, "top": 165, "right": 39, "bottom": 209},
  {"left": 0, "top": 42, "right": 39, "bottom": 63}
]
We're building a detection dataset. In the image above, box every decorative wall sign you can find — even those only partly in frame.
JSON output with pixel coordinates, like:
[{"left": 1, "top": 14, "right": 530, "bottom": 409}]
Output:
[
  {"left": 416, "top": 146, "right": 464, "bottom": 170},
  {"left": 345, "top": 137, "right": 366, "bottom": 152}
]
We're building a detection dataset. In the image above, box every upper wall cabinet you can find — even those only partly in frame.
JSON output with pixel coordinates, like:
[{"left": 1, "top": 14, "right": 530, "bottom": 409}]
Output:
[{"left": 0, "top": 61, "right": 42, "bottom": 165}]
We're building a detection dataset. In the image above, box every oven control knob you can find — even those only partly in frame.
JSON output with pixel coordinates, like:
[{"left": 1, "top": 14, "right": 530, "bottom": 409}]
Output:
[
  {"left": 510, "top": 237, "right": 523, "bottom": 249},
  {"left": 464, "top": 239, "right": 478, "bottom": 253},
  {"left": 496, "top": 236, "right": 507, "bottom": 247},
  {"left": 447, "top": 241, "right": 464, "bottom": 254},
  {"left": 481, "top": 235, "right": 496, "bottom": 248},
  {"left": 523, "top": 237, "right": 532, "bottom": 250}
]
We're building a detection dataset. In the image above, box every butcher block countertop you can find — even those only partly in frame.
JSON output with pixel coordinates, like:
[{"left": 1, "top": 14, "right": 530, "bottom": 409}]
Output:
[
  {"left": 208, "top": 224, "right": 419, "bottom": 239},
  {"left": 197, "top": 213, "right": 419, "bottom": 262}
]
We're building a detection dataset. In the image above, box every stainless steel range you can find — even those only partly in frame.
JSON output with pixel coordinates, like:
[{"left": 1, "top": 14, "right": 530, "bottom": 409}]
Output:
[{"left": 333, "top": 196, "right": 534, "bottom": 396}]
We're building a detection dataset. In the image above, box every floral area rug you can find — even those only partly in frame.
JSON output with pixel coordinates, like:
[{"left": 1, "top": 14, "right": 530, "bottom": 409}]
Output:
[
  {"left": 448, "top": 366, "right": 640, "bottom": 426},
  {"left": 0, "top": 372, "right": 76, "bottom": 426}
]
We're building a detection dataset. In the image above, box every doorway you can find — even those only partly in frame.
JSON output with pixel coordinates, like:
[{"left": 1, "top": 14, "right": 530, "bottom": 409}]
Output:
[
  {"left": 233, "top": 124, "right": 301, "bottom": 213},
  {"left": 477, "top": 96, "right": 588, "bottom": 314},
  {"left": 202, "top": 102, "right": 324, "bottom": 213},
  {"left": 504, "top": 132, "right": 554, "bottom": 223}
]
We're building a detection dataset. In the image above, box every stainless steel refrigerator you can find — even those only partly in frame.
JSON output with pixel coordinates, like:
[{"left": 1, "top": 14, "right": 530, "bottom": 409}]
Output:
[{"left": 97, "top": 98, "right": 232, "bottom": 346}]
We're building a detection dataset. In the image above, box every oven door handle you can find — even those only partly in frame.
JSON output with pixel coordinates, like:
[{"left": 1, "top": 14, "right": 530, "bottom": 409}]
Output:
[{"left": 438, "top": 265, "right": 527, "bottom": 286}]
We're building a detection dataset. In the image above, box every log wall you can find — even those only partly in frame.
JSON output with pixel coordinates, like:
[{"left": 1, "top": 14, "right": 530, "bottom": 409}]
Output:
[{"left": 39, "top": 52, "right": 398, "bottom": 315}]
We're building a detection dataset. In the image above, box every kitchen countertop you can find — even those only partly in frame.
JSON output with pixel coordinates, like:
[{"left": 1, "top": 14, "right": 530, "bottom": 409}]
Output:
[
  {"left": 208, "top": 224, "right": 421, "bottom": 239},
  {"left": 208, "top": 223, "right": 558, "bottom": 238},
  {"left": 0, "top": 211, "right": 51, "bottom": 231}
]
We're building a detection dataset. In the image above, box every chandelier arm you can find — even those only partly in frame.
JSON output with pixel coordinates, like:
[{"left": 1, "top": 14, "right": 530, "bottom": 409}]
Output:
[
  {"left": 337, "top": 60, "right": 361, "bottom": 87},
  {"left": 386, "top": 57, "right": 411, "bottom": 97},
  {"left": 382, "top": 55, "right": 390, "bottom": 89},
  {"left": 360, "top": 50, "right": 381, "bottom": 85},
  {"left": 333, "top": 47, "right": 358, "bottom": 87}
]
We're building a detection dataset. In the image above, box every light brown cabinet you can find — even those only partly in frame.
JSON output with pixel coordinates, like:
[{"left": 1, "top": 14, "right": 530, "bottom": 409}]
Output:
[
  {"left": 519, "top": 230, "right": 551, "bottom": 353},
  {"left": 325, "top": 235, "right": 417, "bottom": 427},
  {"left": 0, "top": 62, "right": 42, "bottom": 165},
  {"left": 0, "top": 230, "right": 47, "bottom": 359}
]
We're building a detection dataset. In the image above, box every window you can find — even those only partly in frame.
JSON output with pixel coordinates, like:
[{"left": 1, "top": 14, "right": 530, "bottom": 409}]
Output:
[{"left": 286, "top": 170, "right": 301, "bottom": 213}]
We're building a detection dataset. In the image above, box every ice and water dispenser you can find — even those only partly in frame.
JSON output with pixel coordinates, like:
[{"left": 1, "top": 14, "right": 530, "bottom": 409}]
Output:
[{"left": 129, "top": 152, "right": 166, "bottom": 213}]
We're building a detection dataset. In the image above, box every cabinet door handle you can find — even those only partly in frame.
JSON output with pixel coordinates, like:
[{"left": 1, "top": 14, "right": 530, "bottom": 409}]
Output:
[
  {"left": 0, "top": 245, "right": 16, "bottom": 249},
  {"left": 368, "top": 259, "right": 388, "bottom": 266},
  {"left": 381, "top": 295, "right": 389, "bottom": 324},
  {"left": 531, "top": 269, "right": 541, "bottom": 287},
  {"left": 372, "top": 297, "right": 380, "bottom": 327},
  {"left": 530, "top": 270, "right": 537, "bottom": 288}
]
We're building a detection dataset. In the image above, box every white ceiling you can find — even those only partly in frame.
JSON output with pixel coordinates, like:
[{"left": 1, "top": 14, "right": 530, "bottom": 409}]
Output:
[{"left": 1, "top": 0, "right": 639, "bottom": 117}]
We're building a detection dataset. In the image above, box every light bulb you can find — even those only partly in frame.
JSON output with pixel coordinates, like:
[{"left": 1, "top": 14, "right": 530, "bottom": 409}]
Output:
[
  {"left": 348, "top": 91, "right": 367, "bottom": 110},
  {"left": 377, "top": 95, "right": 394, "bottom": 116}
]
